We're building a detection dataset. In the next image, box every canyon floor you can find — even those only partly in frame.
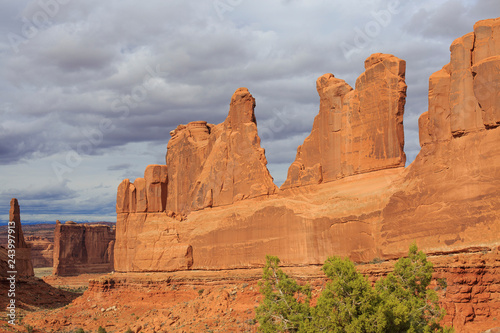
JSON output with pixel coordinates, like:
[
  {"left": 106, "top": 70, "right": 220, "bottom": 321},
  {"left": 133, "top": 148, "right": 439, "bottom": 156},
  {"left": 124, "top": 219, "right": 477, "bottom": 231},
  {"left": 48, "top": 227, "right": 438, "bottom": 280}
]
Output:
[{"left": 0, "top": 247, "right": 498, "bottom": 333}]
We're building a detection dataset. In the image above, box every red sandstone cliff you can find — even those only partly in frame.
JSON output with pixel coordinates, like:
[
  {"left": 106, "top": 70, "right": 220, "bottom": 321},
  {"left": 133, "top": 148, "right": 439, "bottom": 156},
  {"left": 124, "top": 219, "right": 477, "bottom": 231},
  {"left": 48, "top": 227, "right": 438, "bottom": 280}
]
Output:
[
  {"left": 382, "top": 18, "right": 500, "bottom": 258},
  {"left": 115, "top": 18, "right": 499, "bottom": 278},
  {"left": 53, "top": 221, "right": 115, "bottom": 276},
  {"left": 282, "top": 53, "right": 406, "bottom": 188},
  {"left": 116, "top": 87, "right": 277, "bottom": 217},
  {"left": 113, "top": 53, "right": 411, "bottom": 272},
  {"left": 115, "top": 88, "right": 278, "bottom": 272}
]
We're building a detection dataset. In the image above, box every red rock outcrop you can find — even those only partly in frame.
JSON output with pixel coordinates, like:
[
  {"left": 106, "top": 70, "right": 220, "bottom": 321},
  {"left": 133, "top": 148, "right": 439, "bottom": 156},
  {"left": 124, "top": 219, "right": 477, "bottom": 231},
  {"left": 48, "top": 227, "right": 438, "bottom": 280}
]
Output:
[
  {"left": 116, "top": 88, "right": 277, "bottom": 217},
  {"left": 168, "top": 88, "right": 277, "bottom": 212},
  {"left": 382, "top": 18, "right": 500, "bottom": 258},
  {"left": 21, "top": 249, "right": 500, "bottom": 333},
  {"left": 115, "top": 88, "right": 278, "bottom": 271},
  {"left": 6, "top": 198, "right": 34, "bottom": 277},
  {"left": 53, "top": 221, "right": 115, "bottom": 276},
  {"left": 420, "top": 18, "right": 500, "bottom": 143},
  {"left": 26, "top": 236, "right": 54, "bottom": 268},
  {"left": 282, "top": 53, "right": 406, "bottom": 188},
  {"left": 114, "top": 19, "right": 500, "bottom": 318}
]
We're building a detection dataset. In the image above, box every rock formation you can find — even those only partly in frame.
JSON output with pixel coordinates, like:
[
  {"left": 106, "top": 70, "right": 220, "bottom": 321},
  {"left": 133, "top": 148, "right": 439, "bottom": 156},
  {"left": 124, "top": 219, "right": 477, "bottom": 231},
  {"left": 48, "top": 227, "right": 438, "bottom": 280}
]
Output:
[
  {"left": 115, "top": 88, "right": 278, "bottom": 271},
  {"left": 114, "top": 17, "right": 499, "bottom": 284},
  {"left": 382, "top": 17, "right": 500, "bottom": 258},
  {"left": 23, "top": 248, "right": 498, "bottom": 333},
  {"left": 26, "top": 236, "right": 54, "bottom": 268},
  {"left": 167, "top": 88, "right": 277, "bottom": 212},
  {"left": 282, "top": 53, "right": 406, "bottom": 188},
  {"left": 53, "top": 221, "right": 115, "bottom": 276},
  {"left": 116, "top": 87, "right": 277, "bottom": 218},
  {"left": 6, "top": 198, "right": 34, "bottom": 277}
]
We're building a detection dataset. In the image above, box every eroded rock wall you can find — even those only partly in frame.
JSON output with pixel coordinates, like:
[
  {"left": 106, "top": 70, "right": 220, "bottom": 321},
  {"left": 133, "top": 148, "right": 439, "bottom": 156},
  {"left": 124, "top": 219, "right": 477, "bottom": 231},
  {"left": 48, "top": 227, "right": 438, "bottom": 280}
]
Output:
[
  {"left": 282, "top": 53, "right": 406, "bottom": 189},
  {"left": 26, "top": 236, "right": 54, "bottom": 268},
  {"left": 116, "top": 88, "right": 277, "bottom": 218},
  {"left": 115, "top": 88, "right": 277, "bottom": 271},
  {"left": 114, "top": 18, "right": 499, "bottom": 275},
  {"left": 53, "top": 221, "right": 115, "bottom": 276},
  {"left": 382, "top": 18, "right": 500, "bottom": 258}
]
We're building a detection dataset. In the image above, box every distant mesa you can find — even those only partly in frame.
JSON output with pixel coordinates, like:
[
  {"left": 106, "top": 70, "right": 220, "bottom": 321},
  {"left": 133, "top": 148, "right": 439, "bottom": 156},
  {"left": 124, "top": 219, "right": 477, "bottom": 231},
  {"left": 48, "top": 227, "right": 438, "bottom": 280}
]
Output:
[{"left": 53, "top": 221, "right": 115, "bottom": 276}]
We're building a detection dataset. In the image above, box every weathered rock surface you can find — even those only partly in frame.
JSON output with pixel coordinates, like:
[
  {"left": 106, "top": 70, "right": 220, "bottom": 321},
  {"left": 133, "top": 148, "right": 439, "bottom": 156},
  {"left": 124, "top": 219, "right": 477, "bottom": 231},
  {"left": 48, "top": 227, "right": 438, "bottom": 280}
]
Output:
[
  {"left": 53, "top": 221, "right": 115, "bottom": 276},
  {"left": 116, "top": 88, "right": 277, "bottom": 218},
  {"left": 113, "top": 20, "right": 500, "bottom": 333},
  {"left": 384, "top": 17, "right": 500, "bottom": 258},
  {"left": 7, "top": 198, "right": 34, "bottom": 277},
  {"left": 421, "top": 18, "right": 500, "bottom": 141},
  {"left": 169, "top": 88, "right": 277, "bottom": 212},
  {"left": 26, "top": 235, "right": 54, "bottom": 268},
  {"left": 115, "top": 88, "right": 277, "bottom": 271},
  {"left": 282, "top": 53, "right": 406, "bottom": 189}
]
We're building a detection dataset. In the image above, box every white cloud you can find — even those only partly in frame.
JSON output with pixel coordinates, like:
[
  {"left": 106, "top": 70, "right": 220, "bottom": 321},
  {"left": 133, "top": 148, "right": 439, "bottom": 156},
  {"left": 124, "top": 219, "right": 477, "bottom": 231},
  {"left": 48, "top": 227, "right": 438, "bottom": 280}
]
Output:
[{"left": 0, "top": 0, "right": 497, "bottom": 222}]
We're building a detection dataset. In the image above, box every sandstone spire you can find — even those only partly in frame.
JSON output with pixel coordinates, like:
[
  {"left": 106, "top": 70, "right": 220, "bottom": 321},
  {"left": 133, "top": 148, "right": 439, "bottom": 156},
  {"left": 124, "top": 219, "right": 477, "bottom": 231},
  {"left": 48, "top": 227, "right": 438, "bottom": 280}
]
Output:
[
  {"left": 282, "top": 53, "right": 406, "bottom": 189},
  {"left": 116, "top": 87, "right": 277, "bottom": 217},
  {"left": 9, "top": 198, "right": 34, "bottom": 277},
  {"left": 419, "top": 17, "right": 500, "bottom": 147}
]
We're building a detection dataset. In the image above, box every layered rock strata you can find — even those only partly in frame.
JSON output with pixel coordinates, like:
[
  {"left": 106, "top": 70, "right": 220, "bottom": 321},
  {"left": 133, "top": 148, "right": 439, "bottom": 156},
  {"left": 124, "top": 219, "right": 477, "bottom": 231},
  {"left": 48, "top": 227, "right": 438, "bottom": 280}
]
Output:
[
  {"left": 53, "top": 221, "right": 115, "bottom": 276},
  {"left": 115, "top": 88, "right": 277, "bottom": 271},
  {"left": 383, "top": 17, "right": 500, "bottom": 257},
  {"left": 115, "top": 18, "right": 500, "bottom": 274},
  {"left": 26, "top": 249, "right": 495, "bottom": 333},
  {"left": 26, "top": 236, "right": 54, "bottom": 268},
  {"left": 282, "top": 53, "right": 406, "bottom": 188}
]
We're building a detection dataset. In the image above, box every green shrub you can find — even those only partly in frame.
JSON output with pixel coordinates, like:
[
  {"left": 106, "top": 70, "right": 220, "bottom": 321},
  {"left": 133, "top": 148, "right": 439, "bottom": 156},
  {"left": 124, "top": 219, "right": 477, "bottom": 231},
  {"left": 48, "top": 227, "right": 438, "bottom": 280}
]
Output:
[
  {"left": 255, "top": 244, "right": 454, "bottom": 332},
  {"left": 97, "top": 327, "right": 106, "bottom": 333}
]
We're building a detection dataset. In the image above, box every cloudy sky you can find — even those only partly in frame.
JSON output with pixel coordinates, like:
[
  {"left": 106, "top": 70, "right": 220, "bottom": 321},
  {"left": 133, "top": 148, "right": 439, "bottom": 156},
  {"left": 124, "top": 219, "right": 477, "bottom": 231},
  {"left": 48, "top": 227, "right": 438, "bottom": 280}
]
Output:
[{"left": 0, "top": 0, "right": 498, "bottom": 224}]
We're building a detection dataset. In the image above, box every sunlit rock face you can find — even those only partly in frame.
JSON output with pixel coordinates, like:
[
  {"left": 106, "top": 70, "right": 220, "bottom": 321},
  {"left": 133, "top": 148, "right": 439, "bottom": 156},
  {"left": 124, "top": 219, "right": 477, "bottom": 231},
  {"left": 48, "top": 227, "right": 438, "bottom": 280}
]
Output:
[{"left": 114, "top": 18, "right": 500, "bottom": 274}]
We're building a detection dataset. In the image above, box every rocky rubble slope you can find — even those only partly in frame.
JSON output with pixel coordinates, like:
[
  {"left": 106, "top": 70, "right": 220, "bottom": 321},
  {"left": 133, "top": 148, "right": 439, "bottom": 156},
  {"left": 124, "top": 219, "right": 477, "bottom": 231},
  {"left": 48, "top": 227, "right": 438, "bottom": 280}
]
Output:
[{"left": 18, "top": 248, "right": 500, "bottom": 333}]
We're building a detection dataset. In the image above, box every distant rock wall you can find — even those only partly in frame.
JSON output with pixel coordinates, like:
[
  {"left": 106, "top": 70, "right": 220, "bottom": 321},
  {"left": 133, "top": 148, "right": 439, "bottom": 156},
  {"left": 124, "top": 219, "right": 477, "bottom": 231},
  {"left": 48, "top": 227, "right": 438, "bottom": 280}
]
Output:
[
  {"left": 26, "top": 236, "right": 53, "bottom": 268},
  {"left": 282, "top": 53, "right": 406, "bottom": 189},
  {"left": 53, "top": 221, "right": 115, "bottom": 276}
]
